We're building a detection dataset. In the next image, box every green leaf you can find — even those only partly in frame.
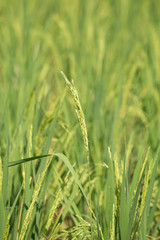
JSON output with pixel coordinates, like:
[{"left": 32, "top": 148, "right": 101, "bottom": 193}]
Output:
[
  {"left": 54, "top": 153, "right": 89, "bottom": 206},
  {"left": 7, "top": 152, "right": 89, "bottom": 207},
  {"left": 7, "top": 154, "right": 51, "bottom": 168}
]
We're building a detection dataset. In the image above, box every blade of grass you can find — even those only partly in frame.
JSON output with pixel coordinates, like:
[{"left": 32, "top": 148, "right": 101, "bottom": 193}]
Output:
[
  {"left": 7, "top": 154, "right": 51, "bottom": 167},
  {"left": 54, "top": 153, "right": 89, "bottom": 206}
]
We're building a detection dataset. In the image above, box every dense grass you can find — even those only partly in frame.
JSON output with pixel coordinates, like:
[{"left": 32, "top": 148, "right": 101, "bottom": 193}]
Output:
[{"left": 0, "top": 0, "right": 160, "bottom": 239}]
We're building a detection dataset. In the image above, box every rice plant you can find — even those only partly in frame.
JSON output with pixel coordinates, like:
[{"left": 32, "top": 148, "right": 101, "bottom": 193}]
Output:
[{"left": 0, "top": 0, "right": 160, "bottom": 239}]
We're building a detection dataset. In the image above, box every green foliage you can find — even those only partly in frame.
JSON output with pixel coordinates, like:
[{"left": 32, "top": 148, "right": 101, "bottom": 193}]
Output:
[{"left": 0, "top": 0, "right": 160, "bottom": 239}]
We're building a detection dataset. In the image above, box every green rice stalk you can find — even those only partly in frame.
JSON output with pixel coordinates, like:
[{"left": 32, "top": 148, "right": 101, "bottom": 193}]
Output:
[
  {"left": 61, "top": 72, "right": 101, "bottom": 239},
  {"left": 61, "top": 71, "right": 89, "bottom": 153},
  {"left": 49, "top": 223, "right": 61, "bottom": 240},
  {"left": 135, "top": 162, "right": 153, "bottom": 237},
  {"left": 131, "top": 167, "right": 151, "bottom": 240},
  {"left": 19, "top": 128, "right": 25, "bottom": 189},
  {"left": 113, "top": 153, "right": 122, "bottom": 188},
  {"left": 110, "top": 204, "right": 115, "bottom": 240},
  {"left": 19, "top": 156, "right": 53, "bottom": 240},
  {"left": 46, "top": 170, "right": 74, "bottom": 230},
  {"left": 131, "top": 148, "right": 151, "bottom": 239},
  {"left": 138, "top": 147, "right": 150, "bottom": 185},
  {"left": 46, "top": 188, "right": 63, "bottom": 231},
  {"left": 28, "top": 124, "right": 33, "bottom": 158},
  {"left": 23, "top": 88, "right": 36, "bottom": 122},
  {"left": 3, "top": 213, "right": 11, "bottom": 240},
  {"left": 0, "top": 157, "right": 2, "bottom": 194},
  {"left": 139, "top": 163, "right": 152, "bottom": 218},
  {"left": 91, "top": 209, "right": 104, "bottom": 240},
  {"left": 133, "top": 147, "right": 150, "bottom": 200},
  {"left": 65, "top": 215, "right": 97, "bottom": 239}
]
